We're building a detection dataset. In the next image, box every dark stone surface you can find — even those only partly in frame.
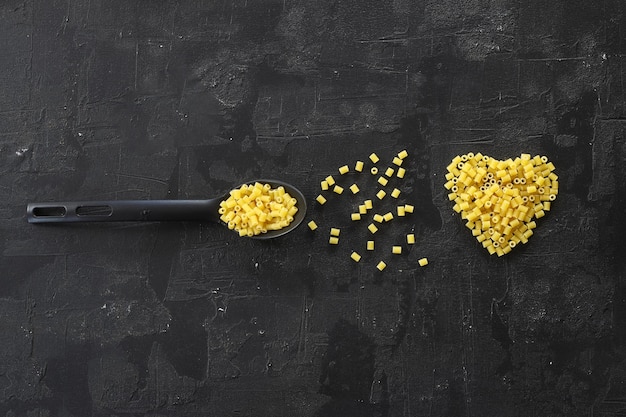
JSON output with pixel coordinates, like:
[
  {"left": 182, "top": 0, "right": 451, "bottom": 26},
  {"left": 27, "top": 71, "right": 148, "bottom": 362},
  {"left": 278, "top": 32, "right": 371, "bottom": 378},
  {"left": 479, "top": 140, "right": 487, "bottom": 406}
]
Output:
[{"left": 1, "top": 0, "right": 626, "bottom": 416}]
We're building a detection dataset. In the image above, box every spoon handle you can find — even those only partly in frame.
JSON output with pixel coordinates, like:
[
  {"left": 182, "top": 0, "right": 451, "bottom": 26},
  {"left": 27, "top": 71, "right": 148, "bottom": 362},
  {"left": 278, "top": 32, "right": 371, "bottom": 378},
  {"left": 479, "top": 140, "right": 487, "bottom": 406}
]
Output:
[{"left": 27, "top": 199, "right": 221, "bottom": 223}]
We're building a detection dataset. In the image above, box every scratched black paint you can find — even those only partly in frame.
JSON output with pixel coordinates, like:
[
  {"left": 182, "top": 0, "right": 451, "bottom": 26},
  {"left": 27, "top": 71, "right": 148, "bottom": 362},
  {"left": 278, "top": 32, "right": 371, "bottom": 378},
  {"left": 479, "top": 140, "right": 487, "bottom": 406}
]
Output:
[
  {"left": 541, "top": 91, "right": 596, "bottom": 203},
  {"left": 318, "top": 320, "right": 375, "bottom": 400},
  {"left": 2, "top": 0, "right": 626, "bottom": 416}
]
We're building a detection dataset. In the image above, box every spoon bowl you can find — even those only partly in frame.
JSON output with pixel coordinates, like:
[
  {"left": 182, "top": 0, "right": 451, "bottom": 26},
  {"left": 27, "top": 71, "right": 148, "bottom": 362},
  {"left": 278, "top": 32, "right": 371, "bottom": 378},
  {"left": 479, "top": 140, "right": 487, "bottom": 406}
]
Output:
[{"left": 27, "top": 179, "right": 308, "bottom": 239}]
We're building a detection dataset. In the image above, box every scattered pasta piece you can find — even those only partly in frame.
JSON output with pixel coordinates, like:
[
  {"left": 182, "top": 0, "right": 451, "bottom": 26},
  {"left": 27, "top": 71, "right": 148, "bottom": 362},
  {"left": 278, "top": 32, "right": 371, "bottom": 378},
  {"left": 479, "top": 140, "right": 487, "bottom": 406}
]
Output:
[
  {"left": 307, "top": 148, "right": 419, "bottom": 267},
  {"left": 418, "top": 257, "right": 428, "bottom": 266}
]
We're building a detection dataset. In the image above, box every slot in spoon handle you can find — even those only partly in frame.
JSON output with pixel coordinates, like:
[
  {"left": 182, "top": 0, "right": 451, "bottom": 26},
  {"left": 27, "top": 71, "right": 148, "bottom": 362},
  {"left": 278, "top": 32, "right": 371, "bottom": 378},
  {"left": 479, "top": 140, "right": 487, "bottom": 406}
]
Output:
[{"left": 27, "top": 199, "right": 222, "bottom": 223}]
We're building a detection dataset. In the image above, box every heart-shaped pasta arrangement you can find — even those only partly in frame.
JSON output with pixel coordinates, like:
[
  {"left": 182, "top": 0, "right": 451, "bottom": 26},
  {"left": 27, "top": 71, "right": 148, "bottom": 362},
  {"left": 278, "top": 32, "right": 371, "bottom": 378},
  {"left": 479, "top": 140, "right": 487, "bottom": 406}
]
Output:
[{"left": 444, "top": 153, "right": 558, "bottom": 256}]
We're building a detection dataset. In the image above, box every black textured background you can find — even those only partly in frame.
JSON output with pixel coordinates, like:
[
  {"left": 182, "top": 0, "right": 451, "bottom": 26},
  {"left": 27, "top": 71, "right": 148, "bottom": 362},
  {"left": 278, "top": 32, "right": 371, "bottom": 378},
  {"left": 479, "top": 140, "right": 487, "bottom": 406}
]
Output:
[{"left": 1, "top": 1, "right": 626, "bottom": 416}]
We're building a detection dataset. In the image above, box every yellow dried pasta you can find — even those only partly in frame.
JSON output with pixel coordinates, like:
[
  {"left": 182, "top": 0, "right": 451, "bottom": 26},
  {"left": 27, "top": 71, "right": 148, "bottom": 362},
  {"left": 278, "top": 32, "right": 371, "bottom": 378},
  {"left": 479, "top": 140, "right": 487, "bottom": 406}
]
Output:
[
  {"left": 445, "top": 152, "right": 558, "bottom": 256},
  {"left": 219, "top": 182, "right": 299, "bottom": 237}
]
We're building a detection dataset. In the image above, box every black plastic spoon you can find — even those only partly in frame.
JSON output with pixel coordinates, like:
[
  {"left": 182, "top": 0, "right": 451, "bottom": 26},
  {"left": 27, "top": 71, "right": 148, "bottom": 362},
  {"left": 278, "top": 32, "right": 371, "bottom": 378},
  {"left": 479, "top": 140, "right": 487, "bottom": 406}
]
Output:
[{"left": 26, "top": 179, "right": 307, "bottom": 239}]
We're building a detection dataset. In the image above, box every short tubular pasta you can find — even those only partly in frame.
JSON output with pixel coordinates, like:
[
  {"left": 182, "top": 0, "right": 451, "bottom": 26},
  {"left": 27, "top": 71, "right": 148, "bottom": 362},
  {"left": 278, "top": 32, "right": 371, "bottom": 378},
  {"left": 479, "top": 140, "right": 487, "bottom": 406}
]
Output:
[
  {"left": 444, "top": 152, "right": 558, "bottom": 255},
  {"left": 307, "top": 148, "right": 417, "bottom": 269},
  {"left": 219, "top": 182, "right": 299, "bottom": 237}
]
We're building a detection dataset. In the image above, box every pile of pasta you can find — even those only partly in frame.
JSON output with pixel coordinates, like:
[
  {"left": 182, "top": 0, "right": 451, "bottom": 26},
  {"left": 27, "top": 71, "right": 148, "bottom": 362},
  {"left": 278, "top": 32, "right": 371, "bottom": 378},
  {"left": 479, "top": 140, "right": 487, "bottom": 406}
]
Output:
[
  {"left": 444, "top": 153, "right": 558, "bottom": 256},
  {"left": 308, "top": 150, "right": 428, "bottom": 271},
  {"left": 219, "top": 182, "right": 298, "bottom": 237}
]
